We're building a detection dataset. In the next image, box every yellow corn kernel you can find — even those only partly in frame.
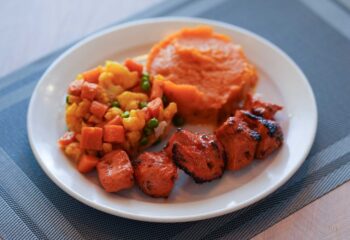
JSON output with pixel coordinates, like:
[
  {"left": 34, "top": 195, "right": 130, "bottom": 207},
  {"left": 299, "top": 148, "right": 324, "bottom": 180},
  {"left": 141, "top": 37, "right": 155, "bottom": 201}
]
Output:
[
  {"left": 66, "top": 103, "right": 81, "bottom": 132},
  {"left": 65, "top": 142, "right": 82, "bottom": 162},
  {"left": 163, "top": 102, "right": 178, "bottom": 121},
  {"left": 117, "top": 91, "right": 148, "bottom": 110},
  {"left": 104, "top": 107, "right": 123, "bottom": 120},
  {"left": 105, "top": 61, "right": 138, "bottom": 89},
  {"left": 98, "top": 71, "right": 115, "bottom": 88},
  {"left": 76, "top": 74, "right": 84, "bottom": 80},
  {"left": 126, "top": 131, "right": 141, "bottom": 147},
  {"left": 106, "top": 85, "right": 124, "bottom": 101},
  {"left": 76, "top": 99, "right": 91, "bottom": 117},
  {"left": 122, "top": 110, "right": 145, "bottom": 131},
  {"left": 125, "top": 100, "right": 139, "bottom": 111},
  {"left": 158, "top": 107, "right": 164, "bottom": 121},
  {"left": 102, "top": 143, "right": 113, "bottom": 153},
  {"left": 96, "top": 87, "right": 110, "bottom": 104}
]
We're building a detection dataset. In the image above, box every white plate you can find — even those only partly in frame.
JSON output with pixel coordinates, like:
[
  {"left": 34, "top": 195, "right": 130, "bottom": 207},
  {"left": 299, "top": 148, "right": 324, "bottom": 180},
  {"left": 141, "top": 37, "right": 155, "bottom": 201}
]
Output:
[{"left": 27, "top": 17, "right": 317, "bottom": 222}]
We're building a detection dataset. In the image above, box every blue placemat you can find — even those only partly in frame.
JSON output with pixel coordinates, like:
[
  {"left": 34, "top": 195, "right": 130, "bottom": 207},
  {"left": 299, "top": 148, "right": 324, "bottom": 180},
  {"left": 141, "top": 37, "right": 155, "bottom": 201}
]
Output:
[{"left": 1, "top": 0, "right": 350, "bottom": 239}]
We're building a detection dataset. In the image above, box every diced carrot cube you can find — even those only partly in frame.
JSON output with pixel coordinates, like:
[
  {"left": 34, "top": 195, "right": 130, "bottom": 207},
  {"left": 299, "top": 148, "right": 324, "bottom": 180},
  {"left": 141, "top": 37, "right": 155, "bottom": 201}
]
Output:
[
  {"left": 124, "top": 59, "right": 143, "bottom": 77},
  {"left": 104, "top": 125, "right": 125, "bottom": 143},
  {"left": 90, "top": 101, "right": 108, "bottom": 119},
  {"left": 68, "top": 80, "right": 84, "bottom": 96},
  {"left": 147, "top": 97, "right": 163, "bottom": 118},
  {"left": 106, "top": 115, "right": 122, "bottom": 126},
  {"left": 150, "top": 78, "right": 163, "bottom": 100},
  {"left": 81, "top": 82, "right": 98, "bottom": 100},
  {"left": 77, "top": 154, "right": 99, "bottom": 173},
  {"left": 82, "top": 67, "right": 101, "bottom": 83},
  {"left": 80, "top": 127, "right": 103, "bottom": 150},
  {"left": 58, "top": 131, "right": 76, "bottom": 147}
]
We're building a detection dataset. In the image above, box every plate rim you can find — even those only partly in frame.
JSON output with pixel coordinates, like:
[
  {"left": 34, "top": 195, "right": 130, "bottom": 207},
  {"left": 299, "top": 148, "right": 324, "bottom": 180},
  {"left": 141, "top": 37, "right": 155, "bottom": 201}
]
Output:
[{"left": 27, "top": 16, "right": 318, "bottom": 222}]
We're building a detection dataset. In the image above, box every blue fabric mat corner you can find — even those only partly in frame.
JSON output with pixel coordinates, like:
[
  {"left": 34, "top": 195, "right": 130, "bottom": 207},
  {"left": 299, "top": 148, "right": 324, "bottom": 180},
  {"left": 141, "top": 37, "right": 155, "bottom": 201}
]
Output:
[{"left": 1, "top": 0, "right": 350, "bottom": 239}]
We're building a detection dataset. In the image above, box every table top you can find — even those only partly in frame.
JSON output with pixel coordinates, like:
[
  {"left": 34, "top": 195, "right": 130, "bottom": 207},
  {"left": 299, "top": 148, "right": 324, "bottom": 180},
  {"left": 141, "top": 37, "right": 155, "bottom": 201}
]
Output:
[{"left": 1, "top": 1, "right": 349, "bottom": 239}]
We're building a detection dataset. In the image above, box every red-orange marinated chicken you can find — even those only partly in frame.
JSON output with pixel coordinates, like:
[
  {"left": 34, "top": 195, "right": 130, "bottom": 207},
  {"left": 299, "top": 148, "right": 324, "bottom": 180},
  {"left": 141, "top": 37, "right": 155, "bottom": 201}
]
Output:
[
  {"left": 215, "top": 117, "right": 261, "bottom": 170},
  {"left": 133, "top": 151, "right": 178, "bottom": 198},
  {"left": 166, "top": 129, "right": 225, "bottom": 183},
  {"left": 244, "top": 94, "right": 282, "bottom": 120},
  {"left": 96, "top": 150, "right": 134, "bottom": 193},
  {"left": 235, "top": 110, "right": 283, "bottom": 159}
]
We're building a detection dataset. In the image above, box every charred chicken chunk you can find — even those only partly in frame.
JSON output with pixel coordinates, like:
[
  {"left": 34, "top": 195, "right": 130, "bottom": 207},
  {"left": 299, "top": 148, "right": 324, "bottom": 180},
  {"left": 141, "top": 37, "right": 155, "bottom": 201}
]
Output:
[
  {"left": 244, "top": 94, "right": 282, "bottom": 120},
  {"left": 166, "top": 129, "right": 225, "bottom": 183},
  {"left": 133, "top": 151, "right": 178, "bottom": 198},
  {"left": 235, "top": 110, "right": 283, "bottom": 159},
  {"left": 215, "top": 117, "right": 260, "bottom": 170}
]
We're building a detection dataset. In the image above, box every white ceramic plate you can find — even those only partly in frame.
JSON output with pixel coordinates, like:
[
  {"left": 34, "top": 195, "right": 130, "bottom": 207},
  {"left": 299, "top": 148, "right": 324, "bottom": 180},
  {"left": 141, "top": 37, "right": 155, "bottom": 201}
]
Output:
[{"left": 27, "top": 17, "right": 317, "bottom": 222}]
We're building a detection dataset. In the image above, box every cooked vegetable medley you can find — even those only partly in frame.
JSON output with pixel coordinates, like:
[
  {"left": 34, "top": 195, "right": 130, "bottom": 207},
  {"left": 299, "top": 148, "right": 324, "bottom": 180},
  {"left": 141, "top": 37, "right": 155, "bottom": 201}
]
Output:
[{"left": 59, "top": 59, "right": 178, "bottom": 174}]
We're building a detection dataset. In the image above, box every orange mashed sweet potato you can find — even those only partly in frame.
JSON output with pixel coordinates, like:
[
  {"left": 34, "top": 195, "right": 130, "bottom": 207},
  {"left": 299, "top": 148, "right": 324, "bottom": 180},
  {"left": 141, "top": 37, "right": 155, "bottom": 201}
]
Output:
[{"left": 147, "top": 26, "right": 258, "bottom": 123}]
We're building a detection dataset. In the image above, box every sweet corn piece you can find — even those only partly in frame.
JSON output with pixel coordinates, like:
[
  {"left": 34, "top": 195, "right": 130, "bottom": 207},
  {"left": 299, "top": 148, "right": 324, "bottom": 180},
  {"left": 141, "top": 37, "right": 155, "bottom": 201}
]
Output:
[
  {"left": 104, "top": 107, "right": 123, "bottom": 120},
  {"left": 117, "top": 91, "right": 148, "bottom": 110},
  {"left": 106, "top": 85, "right": 124, "bottom": 101},
  {"left": 125, "top": 100, "right": 139, "bottom": 111},
  {"left": 65, "top": 142, "right": 82, "bottom": 162},
  {"left": 126, "top": 131, "right": 141, "bottom": 147},
  {"left": 96, "top": 87, "right": 110, "bottom": 104},
  {"left": 98, "top": 71, "right": 115, "bottom": 88},
  {"left": 102, "top": 143, "right": 113, "bottom": 153},
  {"left": 76, "top": 99, "right": 91, "bottom": 117},
  {"left": 76, "top": 74, "right": 84, "bottom": 80},
  {"left": 163, "top": 102, "right": 178, "bottom": 121},
  {"left": 66, "top": 103, "right": 82, "bottom": 132},
  {"left": 122, "top": 110, "right": 145, "bottom": 131},
  {"left": 105, "top": 61, "right": 138, "bottom": 89}
]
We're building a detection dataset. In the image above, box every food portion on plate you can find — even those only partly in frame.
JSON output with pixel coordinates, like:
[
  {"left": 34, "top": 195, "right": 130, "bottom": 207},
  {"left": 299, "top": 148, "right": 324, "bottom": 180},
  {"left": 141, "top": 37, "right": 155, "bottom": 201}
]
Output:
[
  {"left": 60, "top": 60, "right": 178, "bottom": 157},
  {"left": 58, "top": 26, "right": 284, "bottom": 198},
  {"left": 147, "top": 26, "right": 258, "bottom": 123}
]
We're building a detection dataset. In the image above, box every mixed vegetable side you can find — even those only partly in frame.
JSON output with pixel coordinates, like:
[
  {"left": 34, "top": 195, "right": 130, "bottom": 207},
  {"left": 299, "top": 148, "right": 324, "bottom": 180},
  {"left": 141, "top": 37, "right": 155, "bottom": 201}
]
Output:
[{"left": 58, "top": 59, "right": 178, "bottom": 174}]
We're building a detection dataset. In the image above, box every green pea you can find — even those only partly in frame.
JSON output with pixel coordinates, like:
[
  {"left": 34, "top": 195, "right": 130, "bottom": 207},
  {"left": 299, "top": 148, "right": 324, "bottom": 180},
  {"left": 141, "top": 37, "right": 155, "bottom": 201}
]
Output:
[
  {"left": 139, "top": 101, "right": 148, "bottom": 109},
  {"left": 141, "top": 80, "right": 151, "bottom": 91},
  {"left": 147, "top": 118, "right": 159, "bottom": 129},
  {"left": 172, "top": 115, "right": 185, "bottom": 126},
  {"left": 141, "top": 73, "right": 150, "bottom": 82},
  {"left": 143, "top": 127, "right": 153, "bottom": 136},
  {"left": 121, "top": 111, "right": 130, "bottom": 118},
  {"left": 140, "top": 136, "right": 148, "bottom": 146},
  {"left": 111, "top": 101, "right": 120, "bottom": 108},
  {"left": 66, "top": 96, "right": 70, "bottom": 104}
]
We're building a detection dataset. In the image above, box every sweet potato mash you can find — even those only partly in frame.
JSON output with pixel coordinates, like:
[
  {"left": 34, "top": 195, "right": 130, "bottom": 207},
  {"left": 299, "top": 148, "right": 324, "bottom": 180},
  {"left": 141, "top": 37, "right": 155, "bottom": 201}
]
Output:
[{"left": 147, "top": 26, "right": 258, "bottom": 123}]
